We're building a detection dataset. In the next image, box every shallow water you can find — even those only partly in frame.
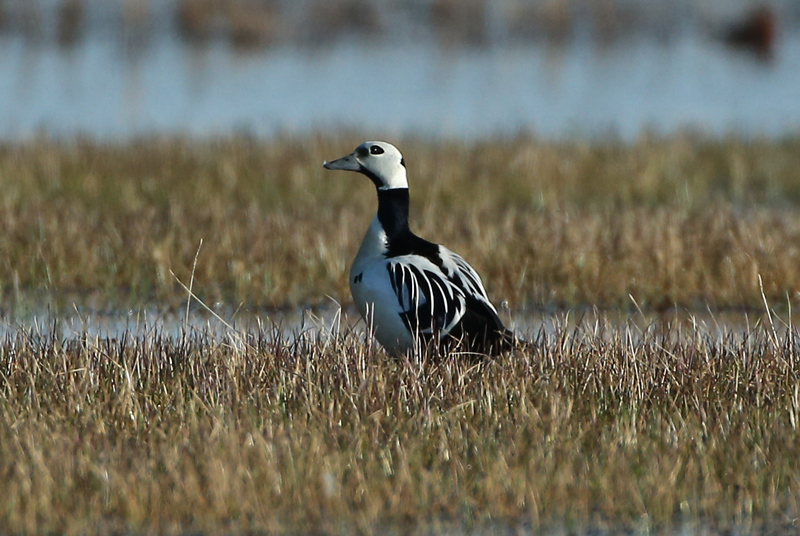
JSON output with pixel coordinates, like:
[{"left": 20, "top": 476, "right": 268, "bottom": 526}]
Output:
[
  {"left": 0, "top": 2, "right": 799, "bottom": 141},
  {"left": 1, "top": 297, "right": 793, "bottom": 344}
]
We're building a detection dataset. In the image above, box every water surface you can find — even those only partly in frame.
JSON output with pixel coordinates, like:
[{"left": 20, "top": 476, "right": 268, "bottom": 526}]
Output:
[
  {"left": 1, "top": 298, "right": 792, "bottom": 344},
  {"left": 1, "top": 7, "right": 799, "bottom": 141}
]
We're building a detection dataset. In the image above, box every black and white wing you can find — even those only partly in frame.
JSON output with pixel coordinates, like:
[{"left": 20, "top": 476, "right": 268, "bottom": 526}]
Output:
[
  {"left": 386, "top": 256, "right": 467, "bottom": 338},
  {"left": 384, "top": 245, "right": 511, "bottom": 353},
  {"left": 436, "top": 247, "right": 511, "bottom": 346},
  {"left": 437, "top": 247, "right": 499, "bottom": 312}
]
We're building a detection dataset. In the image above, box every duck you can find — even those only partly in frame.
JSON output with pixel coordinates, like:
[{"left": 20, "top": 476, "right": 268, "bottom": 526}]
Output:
[
  {"left": 722, "top": 6, "right": 776, "bottom": 60},
  {"left": 323, "top": 141, "right": 516, "bottom": 356}
]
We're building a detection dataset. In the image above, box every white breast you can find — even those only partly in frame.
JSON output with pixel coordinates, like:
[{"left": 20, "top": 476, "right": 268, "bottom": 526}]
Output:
[{"left": 349, "top": 217, "right": 416, "bottom": 354}]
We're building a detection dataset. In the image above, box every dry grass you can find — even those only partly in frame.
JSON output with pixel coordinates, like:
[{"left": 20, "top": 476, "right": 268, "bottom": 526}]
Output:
[
  {"left": 1, "top": 134, "right": 800, "bottom": 312},
  {"left": 1, "top": 317, "right": 799, "bottom": 535},
  {"left": 2, "top": 134, "right": 800, "bottom": 534}
]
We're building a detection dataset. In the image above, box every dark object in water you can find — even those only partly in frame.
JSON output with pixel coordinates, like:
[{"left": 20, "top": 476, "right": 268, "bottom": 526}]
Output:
[{"left": 723, "top": 6, "right": 775, "bottom": 59}]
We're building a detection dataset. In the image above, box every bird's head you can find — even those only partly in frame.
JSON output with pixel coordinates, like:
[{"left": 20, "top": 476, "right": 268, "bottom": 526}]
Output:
[{"left": 323, "top": 141, "right": 408, "bottom": 190}]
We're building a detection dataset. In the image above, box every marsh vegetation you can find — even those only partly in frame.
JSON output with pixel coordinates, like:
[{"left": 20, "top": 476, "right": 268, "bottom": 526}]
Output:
[
  {"left": 1, "top": 135, "right": 800, "bottom": 534},
  {"left": 1, "top": 135, "right": 799, "bottom": 312},
  {"left": 1, "top": 318, "right": 799, "bottom": 535}
]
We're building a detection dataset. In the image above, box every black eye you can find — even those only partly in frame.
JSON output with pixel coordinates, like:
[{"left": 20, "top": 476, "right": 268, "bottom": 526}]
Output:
[{"left": 370, "top": 145, "right": 384, "bottom": 155}]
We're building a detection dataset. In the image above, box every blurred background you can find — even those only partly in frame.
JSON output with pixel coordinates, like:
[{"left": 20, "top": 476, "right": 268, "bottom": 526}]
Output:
[{"left": 0, "top": 0, "right": 797, "bottom": 141}]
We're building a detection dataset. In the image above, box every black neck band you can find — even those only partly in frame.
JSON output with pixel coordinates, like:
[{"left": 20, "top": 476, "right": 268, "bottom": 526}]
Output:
[{"left": 377, "top": 188, "right": 410, "bottom": 240}]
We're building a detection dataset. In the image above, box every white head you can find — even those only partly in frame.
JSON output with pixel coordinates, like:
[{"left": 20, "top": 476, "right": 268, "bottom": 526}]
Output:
[{"left": 323, "top": 141, "right": 408, "bottom": 190}]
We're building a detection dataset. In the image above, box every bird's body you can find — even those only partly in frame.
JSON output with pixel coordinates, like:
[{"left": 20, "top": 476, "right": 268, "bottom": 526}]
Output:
[{"left": 324, "top": 141, "right": 515, "bottom": 356}]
